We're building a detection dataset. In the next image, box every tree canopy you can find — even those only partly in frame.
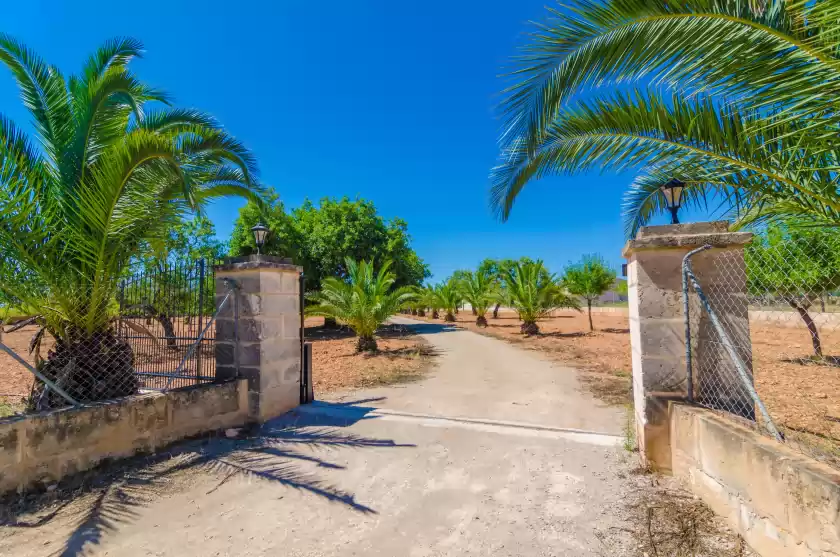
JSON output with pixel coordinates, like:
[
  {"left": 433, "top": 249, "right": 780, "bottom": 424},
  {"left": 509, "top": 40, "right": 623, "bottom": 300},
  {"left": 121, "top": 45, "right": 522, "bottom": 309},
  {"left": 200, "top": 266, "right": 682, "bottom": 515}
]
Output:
[
  {"left": 491, "top": 1, "right": 840, "bottom": 236},
  {"left": 0, "top": 36, "right": 261, "bottom": 404},
  {"left": 230, "top": 195, "right": 429, "bottom": 291},
  {"left": 563, "top": 255, "right": 617, "bottom": 331},
  {"left": 746, "top": 224, "right": 840, "bottom": 357}
]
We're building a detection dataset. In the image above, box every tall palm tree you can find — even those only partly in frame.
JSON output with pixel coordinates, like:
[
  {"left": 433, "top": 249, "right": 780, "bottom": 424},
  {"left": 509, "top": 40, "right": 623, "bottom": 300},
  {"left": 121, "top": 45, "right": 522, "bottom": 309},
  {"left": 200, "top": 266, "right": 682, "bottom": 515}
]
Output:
[
  {"left": 306, "top": 259, "right": 417, "bottom": 352},
  {"left": 0, "top": 37, "right": 262, "bottom": 406},
  {"left": 458, "top": 270, "right": 497, "bottom": 327},
  {"left": 504, "top": 261, "right": 578, "bottom": 335},
  {"left": 492, "top": 1, "right": 840, "bottom": 235}
]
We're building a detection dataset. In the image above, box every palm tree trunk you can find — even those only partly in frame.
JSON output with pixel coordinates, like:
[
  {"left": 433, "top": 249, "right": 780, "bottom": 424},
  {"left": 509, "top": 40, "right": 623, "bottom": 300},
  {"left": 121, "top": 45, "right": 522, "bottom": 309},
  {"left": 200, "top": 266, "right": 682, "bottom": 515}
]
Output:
[
  {"left": 587, "top": 299, "right": 594, "bottom": 332},
  {"left": 357, "top": 335, "right": 378, "bottom": 352},
  {"left": 476, "top": 315, "right": 488, "bottom": 327},
  {"left": 492, "top": 303, "right": 500, "bottom": 319},
  {"left": 29, "top": 330, "right": 138, "bottom": 409},
  {"left": 444, "top": 312, "right": 456, "bottom": 322},
  {"left": 432, "top": 310, "right": 439, "bottom": 319},
  {"left": 789, "top": 300, "right": 822, "bottom": 358},
  {"left": 324, "top": 317, "right": 339, "bottom": 329},
  {"left": 521, "top": 320, "right": 539, "bottom": 335}
]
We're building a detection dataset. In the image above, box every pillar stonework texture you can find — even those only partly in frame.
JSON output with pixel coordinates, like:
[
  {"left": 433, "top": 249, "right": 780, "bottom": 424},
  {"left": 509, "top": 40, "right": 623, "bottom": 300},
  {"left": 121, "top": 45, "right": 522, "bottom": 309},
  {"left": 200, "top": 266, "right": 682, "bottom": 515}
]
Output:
[
  {"left": 214, "top": 255, "right": 303, "bottom": 423},
  {"left": 622, "top": 222, "right": 753, "bottom": 471}
]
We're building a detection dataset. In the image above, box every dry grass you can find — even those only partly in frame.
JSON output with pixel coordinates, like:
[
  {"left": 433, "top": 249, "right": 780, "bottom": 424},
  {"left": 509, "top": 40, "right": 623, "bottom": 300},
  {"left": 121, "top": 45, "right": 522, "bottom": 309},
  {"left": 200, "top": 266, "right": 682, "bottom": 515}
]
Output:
[
  {"left": 625, "top": 488, "right": 752, "bottom": 557},
  {"left": 595, "top": 468, "right": 754, "bottom": 557}
]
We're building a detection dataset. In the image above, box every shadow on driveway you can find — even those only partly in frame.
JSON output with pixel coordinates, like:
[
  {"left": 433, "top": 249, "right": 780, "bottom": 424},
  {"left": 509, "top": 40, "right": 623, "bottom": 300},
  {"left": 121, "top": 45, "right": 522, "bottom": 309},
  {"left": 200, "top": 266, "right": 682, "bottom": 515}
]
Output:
[{"left": 1, "top": 404, "right": 414, "bottom": 557}]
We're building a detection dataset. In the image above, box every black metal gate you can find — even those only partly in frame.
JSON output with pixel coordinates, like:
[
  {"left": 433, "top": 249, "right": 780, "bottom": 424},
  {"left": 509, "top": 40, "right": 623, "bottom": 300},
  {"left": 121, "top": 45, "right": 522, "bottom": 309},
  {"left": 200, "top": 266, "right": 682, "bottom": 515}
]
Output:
[{"left": 118, "top": 259, "right": 217, "bottom": 389}]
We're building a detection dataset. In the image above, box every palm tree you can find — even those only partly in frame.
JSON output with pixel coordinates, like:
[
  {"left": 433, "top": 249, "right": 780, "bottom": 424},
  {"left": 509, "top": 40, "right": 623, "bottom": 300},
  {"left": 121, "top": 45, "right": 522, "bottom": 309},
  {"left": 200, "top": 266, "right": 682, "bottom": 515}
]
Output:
[
  {"left": 0, "top": 37, "right": 261, "bottom": 406},
  {"left": 418, "top": 285, "right": 439, "bottom": 319},
  {"left": 492, "top": 1, "right": 840, "bottom": 235},
  {"left": 503, "top": 261, "right": 578, "bottom": 335},
  {"left": 433, "top": 280, "right": 462, "bottom": 323},
  {"left": 458, "top": 270, "right": 497, "bottom": 327},
  {"left": 562, "top": 255, "right": 617, "bottom": 332},
  {"left": 306, "top": 258, "right": 416, "bottom": 352}
]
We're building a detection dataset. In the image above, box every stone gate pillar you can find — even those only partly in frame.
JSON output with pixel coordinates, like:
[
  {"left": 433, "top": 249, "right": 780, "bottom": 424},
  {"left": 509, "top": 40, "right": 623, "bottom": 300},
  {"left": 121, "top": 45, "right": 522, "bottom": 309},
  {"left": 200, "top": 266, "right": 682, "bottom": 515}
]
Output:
[
  {"left": 622, "top": 222, "right": 753, "bottom": 471},
  {"left": 214, "top": 255, "right": 303, "bottom": 423}
]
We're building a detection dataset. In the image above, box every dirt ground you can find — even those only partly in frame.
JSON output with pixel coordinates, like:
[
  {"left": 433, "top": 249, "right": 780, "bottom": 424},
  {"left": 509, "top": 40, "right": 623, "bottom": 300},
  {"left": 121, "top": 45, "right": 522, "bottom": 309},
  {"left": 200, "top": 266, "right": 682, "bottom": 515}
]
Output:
[
  {"left": 410, "top": 308, "right": 840, "bottom": 460},
  {"left": 0, "top": 318, "right": 432, "bottom": 414},
  {"left": 303, "top": 317, "right": 433, "bottom": 394}
]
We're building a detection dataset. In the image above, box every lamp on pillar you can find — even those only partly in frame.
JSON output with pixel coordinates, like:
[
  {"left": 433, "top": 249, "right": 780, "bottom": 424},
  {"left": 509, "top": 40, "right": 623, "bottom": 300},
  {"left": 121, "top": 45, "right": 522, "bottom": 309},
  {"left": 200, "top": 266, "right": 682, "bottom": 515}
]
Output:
[
  {"left": 250, "top": 223, "right": 270, "bottom": 254},
  {"left": 660, "top": 179, "right": 685, "bottom": 224}
]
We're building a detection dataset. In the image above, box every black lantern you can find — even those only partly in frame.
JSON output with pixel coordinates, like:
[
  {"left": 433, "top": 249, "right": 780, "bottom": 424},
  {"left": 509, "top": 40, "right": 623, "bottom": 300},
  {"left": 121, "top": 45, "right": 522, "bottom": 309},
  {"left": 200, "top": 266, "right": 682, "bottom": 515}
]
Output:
[
  {"left": 250, "top": 223, "right": 270, "bottom": 254},
  {"left": 660, "top": 179, "right": 685, "bottom": 224}
]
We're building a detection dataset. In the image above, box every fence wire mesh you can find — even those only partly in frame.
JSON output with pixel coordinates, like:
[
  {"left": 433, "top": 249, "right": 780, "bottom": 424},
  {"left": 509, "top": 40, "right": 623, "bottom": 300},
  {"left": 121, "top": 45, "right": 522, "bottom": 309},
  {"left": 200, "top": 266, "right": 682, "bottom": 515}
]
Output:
[
  {"left": 686, "top": 231, "right": 840, "bottom": 468},
  {"left": 0, "top": 258, "right": 224, "bottom": 415}
]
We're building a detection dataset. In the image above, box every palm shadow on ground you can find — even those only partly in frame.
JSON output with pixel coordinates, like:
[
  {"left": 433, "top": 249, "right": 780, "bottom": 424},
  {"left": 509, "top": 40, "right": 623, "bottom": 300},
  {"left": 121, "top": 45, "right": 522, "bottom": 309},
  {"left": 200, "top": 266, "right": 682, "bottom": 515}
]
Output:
[{"left": 0, "top": 408, "right": 414, "bottom": 557}]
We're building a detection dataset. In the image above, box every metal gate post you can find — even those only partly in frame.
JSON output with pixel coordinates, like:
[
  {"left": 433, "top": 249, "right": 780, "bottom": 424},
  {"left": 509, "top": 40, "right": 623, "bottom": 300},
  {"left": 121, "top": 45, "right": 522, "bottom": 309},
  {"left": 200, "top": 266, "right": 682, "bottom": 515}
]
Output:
[{"left": 196, "top": 258, "right": 205, "bottom": 384}]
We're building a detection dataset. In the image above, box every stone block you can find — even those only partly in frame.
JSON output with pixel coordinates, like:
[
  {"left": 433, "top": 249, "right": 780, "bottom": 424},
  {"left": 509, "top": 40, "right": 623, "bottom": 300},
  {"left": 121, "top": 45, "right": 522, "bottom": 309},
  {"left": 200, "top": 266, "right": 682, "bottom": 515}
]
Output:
[
  {"left": 213, "top": 259, "right": 302, "bottom": 423},
  {"left": 638, "top": 318, "right": 686, "bottom": 361},
  {"left": 669, "top": 404, "right": 840, "bottom": 556}
]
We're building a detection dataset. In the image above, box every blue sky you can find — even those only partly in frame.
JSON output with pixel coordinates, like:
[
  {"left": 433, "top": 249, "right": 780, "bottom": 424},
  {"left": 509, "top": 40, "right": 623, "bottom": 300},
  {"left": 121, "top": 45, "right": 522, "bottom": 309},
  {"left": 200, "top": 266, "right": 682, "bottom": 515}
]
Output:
[{"left": 2, "top": 1, "right": 712, "bottom": 280}]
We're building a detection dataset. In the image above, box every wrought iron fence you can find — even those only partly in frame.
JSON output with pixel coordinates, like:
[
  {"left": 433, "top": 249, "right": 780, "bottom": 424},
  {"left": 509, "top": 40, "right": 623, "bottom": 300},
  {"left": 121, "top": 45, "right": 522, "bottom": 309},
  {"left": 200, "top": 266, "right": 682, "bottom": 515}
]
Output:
[
  {"left": 685, "top": 232, "right": 840, "bottom": 468},
  {"left": 117, "top": 259, "right": 219, "bottom": 389},
  {"left": 0, "top": 258, "right": 229, "bottom": 414}
]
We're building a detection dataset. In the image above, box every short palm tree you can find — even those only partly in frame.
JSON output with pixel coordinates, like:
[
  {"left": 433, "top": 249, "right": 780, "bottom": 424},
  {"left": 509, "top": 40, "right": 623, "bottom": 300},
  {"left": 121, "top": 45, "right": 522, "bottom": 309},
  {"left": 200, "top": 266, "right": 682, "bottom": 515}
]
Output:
[
  {"left": 306, "top": 258, "right": 417, "bottom": 352},
  {"left": 492, "top": 1, "right": 840, "bottom": 235},
  {"left": 418, "top": 285, "right": 439, "bottom": 319},
  {"left": 433, "top": 280, "right": 462, "bottom": 323},
  {"left": 458, "top": 270, "right": 497, "bottom": 327},
  {"left": 504, "top": 261, "right": 578, "bottom": 335},
  {"left": 0, "top": 37, "right": 261, "bottom": 406}
]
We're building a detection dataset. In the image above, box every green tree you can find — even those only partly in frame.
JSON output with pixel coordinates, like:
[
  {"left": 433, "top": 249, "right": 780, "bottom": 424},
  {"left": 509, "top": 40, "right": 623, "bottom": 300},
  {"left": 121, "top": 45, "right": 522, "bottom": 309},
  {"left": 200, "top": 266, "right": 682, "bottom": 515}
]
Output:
[
  {"left": 615, "top": 280, "right": 628, "bottom": 298},
  {"left": 433, "top": 279, "right": 462, "bottom": 323},
  {"left": 562, "top": 255, "right": 617, "bottom": 332},
  {"left": 492, "top": 2, "right": 840, "bottom": 236},
  {"left": 746, "top": 224, "right": 840, "bottom": 358},
  {"left": 306, "top": 258, "right": 416, "bottom": 352},
  {"left": 230, "top": 196, "right": 429, "bottom": 292},
  {"left": 0, "top": 37, "right": 261, "bottom": 405},
  {"left": 458, "top": 270, "right": 497, "bottom": 327},
  {"left": 503, "top": 261, "right": 579, "bottom": 335},
  {"left": 228, "top": 188, "right": 292, "bottom": 258}
]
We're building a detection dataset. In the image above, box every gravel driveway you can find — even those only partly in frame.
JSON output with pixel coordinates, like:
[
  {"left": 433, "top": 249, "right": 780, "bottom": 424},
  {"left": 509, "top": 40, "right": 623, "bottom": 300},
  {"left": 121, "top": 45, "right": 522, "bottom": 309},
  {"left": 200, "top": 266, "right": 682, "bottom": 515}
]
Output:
[{"left": 2, "top": 318, "right": 635, "bottom": 556}]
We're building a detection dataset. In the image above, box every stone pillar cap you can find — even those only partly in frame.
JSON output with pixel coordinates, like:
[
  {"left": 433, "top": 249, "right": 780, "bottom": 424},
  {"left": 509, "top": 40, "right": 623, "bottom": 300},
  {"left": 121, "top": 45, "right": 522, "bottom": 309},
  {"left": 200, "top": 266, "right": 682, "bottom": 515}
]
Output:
[
  {"left": 215, "top": 254, "right": 303, "bottom": 272},
  {"left": 622, "top": 221, "right": 752, "bottom": 258}
]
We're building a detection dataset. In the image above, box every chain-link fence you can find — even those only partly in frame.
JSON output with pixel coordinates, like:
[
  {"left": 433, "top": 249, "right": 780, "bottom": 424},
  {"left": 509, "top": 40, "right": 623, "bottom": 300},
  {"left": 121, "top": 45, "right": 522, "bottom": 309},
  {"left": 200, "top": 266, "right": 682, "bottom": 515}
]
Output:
[
  {"left": 685, "top": 228, "right": 840, "bottom": 468},
  {"left": 0, "top": 258, "right": 231, "bottom": 415}
]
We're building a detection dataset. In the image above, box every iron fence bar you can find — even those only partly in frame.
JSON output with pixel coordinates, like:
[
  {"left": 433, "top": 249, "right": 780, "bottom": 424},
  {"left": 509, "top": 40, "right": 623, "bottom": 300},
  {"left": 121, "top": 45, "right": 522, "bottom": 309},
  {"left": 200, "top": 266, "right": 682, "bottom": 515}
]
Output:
[
  {"left": 0, "top": 341, "right": 80, "bottom": 406},
  {"left": 196, "top": 258, "right": 205, "bottom": 385},
  {"left": 163, "top": 283, "right": 233, "bottom": 390},
  {"left": 683, "top": 246, "right": 783, "bottom": 442}
]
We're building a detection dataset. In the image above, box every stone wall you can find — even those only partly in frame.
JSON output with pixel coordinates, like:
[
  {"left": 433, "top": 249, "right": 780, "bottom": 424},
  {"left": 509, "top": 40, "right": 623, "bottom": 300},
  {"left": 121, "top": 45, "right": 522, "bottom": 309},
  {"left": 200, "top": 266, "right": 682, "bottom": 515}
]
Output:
[
  {"left": 670, "top": 403, "right": 840, "bottom": 557},
  {"left": 0, "top": 380, "right": 248, "bottom": 494}
]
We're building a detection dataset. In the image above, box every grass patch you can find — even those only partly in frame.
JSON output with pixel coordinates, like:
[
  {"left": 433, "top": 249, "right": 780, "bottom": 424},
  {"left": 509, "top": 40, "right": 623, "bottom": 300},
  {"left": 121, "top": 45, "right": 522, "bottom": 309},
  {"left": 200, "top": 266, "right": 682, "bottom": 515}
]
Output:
[
  {"left": 0, "top": 397, "right": 24, "bottom": 418},
  {"left": 623, "top": 404, "right": 637, "bottom": 453}
]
